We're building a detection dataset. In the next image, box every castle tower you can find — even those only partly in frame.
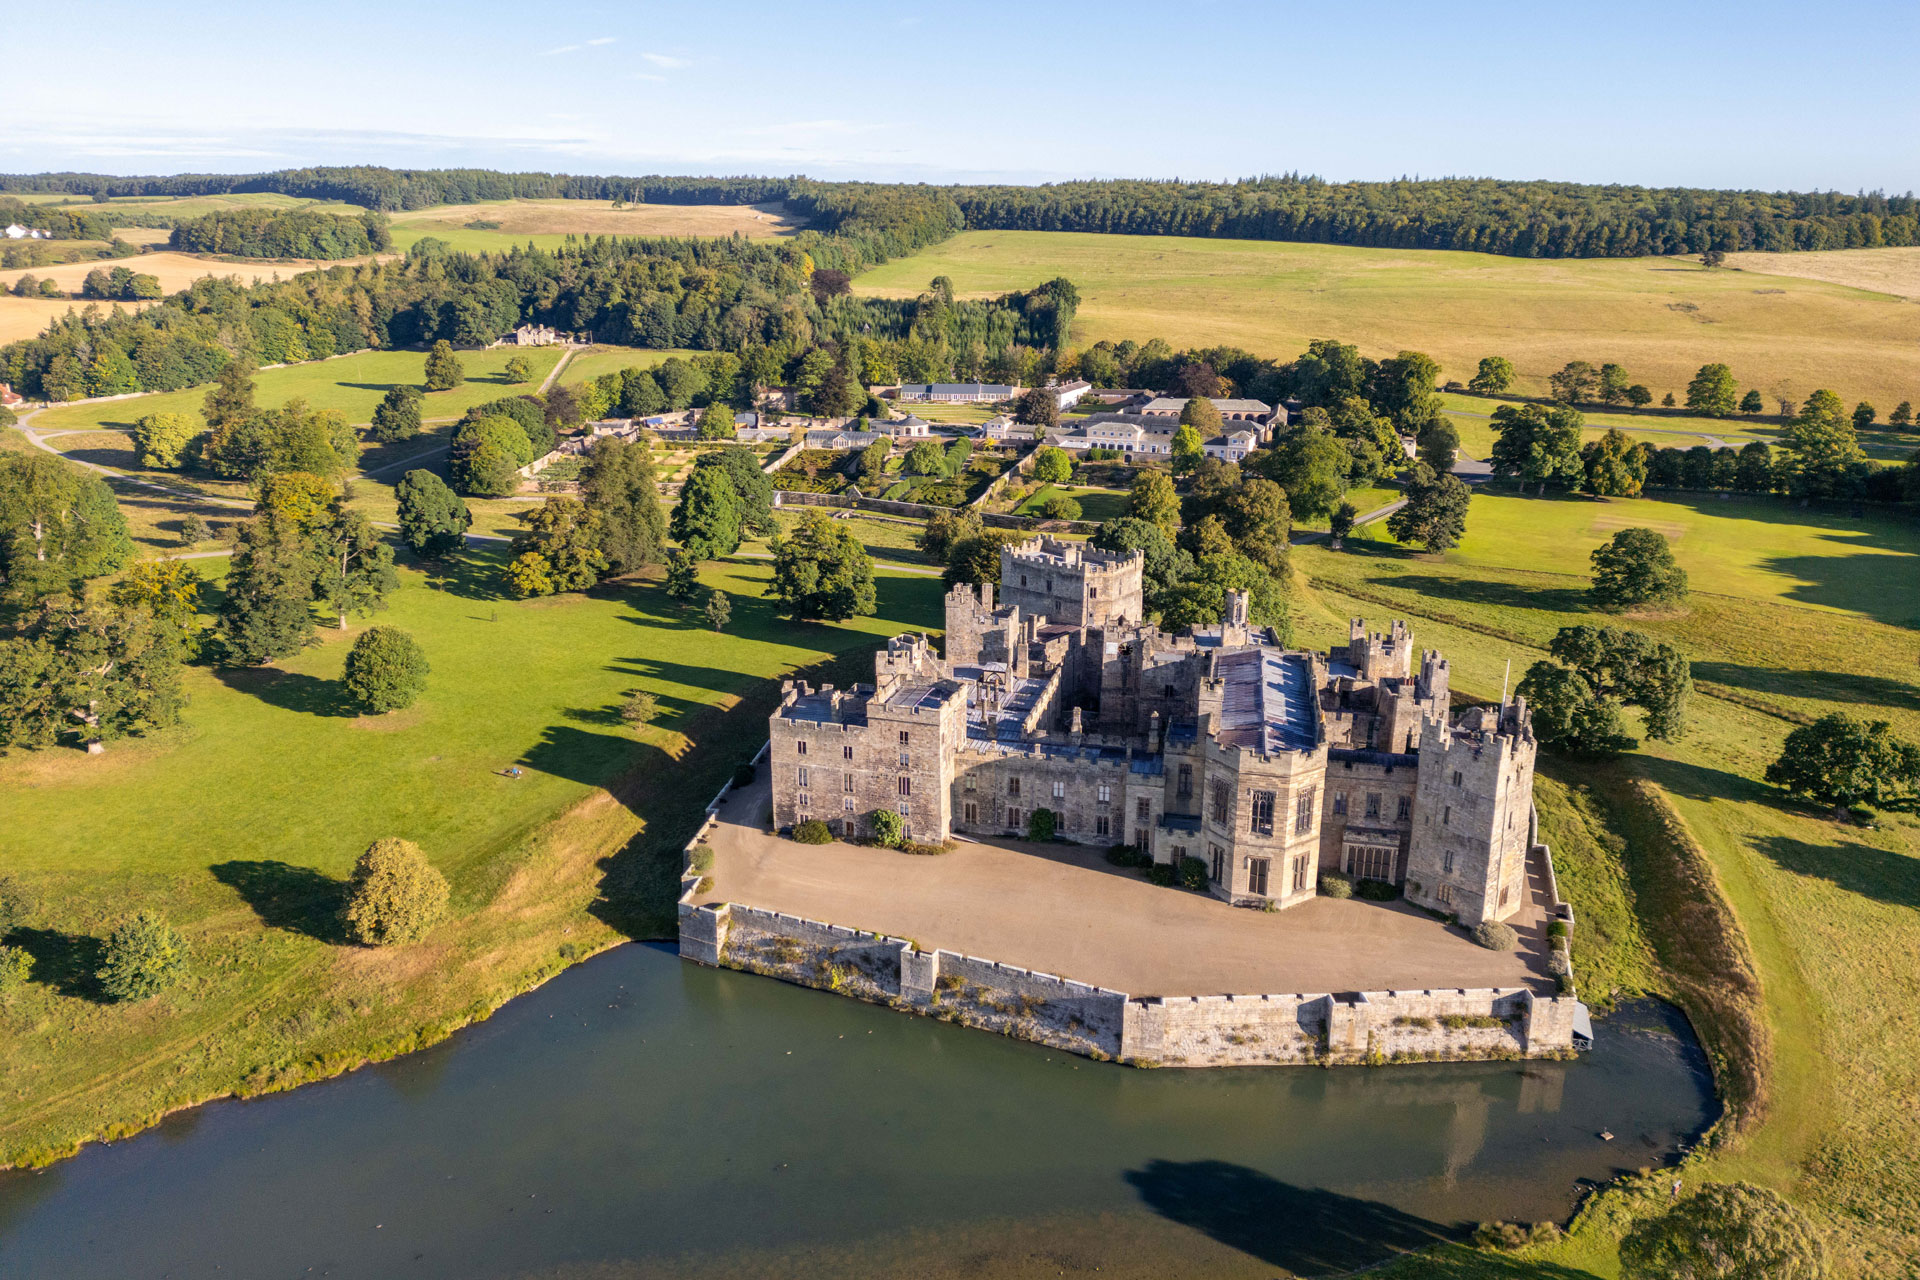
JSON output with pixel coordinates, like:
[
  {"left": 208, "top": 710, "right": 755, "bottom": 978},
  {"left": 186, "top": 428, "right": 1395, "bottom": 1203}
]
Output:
[
  {"left": 1403, "top": 700, "right": 1537, "bottom": 925},
  {"left": 999, "top": 537, "right": 1143, "bottom": 628}
]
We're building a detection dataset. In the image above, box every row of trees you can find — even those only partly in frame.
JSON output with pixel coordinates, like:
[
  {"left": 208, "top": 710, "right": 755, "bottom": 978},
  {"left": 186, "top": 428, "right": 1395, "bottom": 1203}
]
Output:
[{"left": 168, "top": 208, "right": 392, "bottom": 259}]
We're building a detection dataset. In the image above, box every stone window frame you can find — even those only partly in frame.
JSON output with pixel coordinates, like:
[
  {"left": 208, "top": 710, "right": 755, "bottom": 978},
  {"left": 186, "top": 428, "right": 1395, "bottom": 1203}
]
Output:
[
  {"left": 1248, "top": 857, "right": 1271, "bottom": 896},
  {"left": 1364, "top": 792, "right": 1381, "bottom": 819},
  {"left": 1294, "top": 788, "right": 1317, "bottom": 835},
  {"left": 1095, "top": 814, "right": 1110, "bottom": 836},
  {"left": 843, "top": 744, "right": 854, "bottom": 761},
  {"left": 1208, "top": 781, "right": 1232, "bottom": 826},
  {"left": 1008, "top": 777, "right": 1022, "bottom": 798},
  {"left": 797, "top": 740, "right": 808, "bottom": 756},
  {"left": 842, "top": 796, "right": 854, "bottom": 812},
  {"left": 964, "top": 801, "right": 978, "bottom": 824},
  {"left": 1443, "top": 849, "right": 1455, "bottom": 874},
  {"left": 797, "top": 765, "right": 810, "bottom": 789},
  {"left": 1249, "top": 790, "right": 1275, "bottom": 836},
  {"left": 797, "top": 792, "right": 811, "bottom": 810},
  {"left": 1097, "top": 783, "right": 1111, "bottom": 804},
  {"left": 1052, "top": 779, "right": 1066, "bottom": 800},
  {"left": 1331, "top": 790, "right": 1347, "bottom": 816},
  {"left": 1396, "top": 795, "right": 1412, "bottom": 821},
  {"left": 1177, "top": 764, "right": 1193, "bottom": 798},
  {"left": 1135, "top": 796, "right": 1151, "bottom": 821},
  {"left": 898, "top": 776, "right": 912, "bottom": 797}
]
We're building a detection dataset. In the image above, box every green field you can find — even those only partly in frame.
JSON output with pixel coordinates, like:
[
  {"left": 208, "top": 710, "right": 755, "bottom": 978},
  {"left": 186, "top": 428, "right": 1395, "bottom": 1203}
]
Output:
[
  {"left": 384, "top": 198, "right": 798, "bottom": 256},
  {"left": 556, "top": 345, "right": 704, "bottom": 387},
  {"left": 854, "top": 231, "right": 1920, "bottom": 413},
  {"left": 0, "top": 552, "right": 942, "bottom": 1166},
  {"left": 1014, "top": 482, "right": 1130, "bottom": 521},
  {"left": 1298, "top": 485, "right": 1920, "bottom": 1274}
]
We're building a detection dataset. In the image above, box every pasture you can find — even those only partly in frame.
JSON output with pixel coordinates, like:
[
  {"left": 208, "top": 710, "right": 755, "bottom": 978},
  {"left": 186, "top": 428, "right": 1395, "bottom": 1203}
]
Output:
[
  {"left": 555, "top": 345, "right": 704, "bottom": 387},
  {"left": 1722, "top": 246, "right": 1920, "bottom": 300},
  {"left": 0, "top": 552, "right": 943, "bottom": 1168},
  {"left": 854, "top": 231, "right": 1920, "bottom": 411},
  {"left": 385, "top": 199, "right": 798, "bottom": 254}
]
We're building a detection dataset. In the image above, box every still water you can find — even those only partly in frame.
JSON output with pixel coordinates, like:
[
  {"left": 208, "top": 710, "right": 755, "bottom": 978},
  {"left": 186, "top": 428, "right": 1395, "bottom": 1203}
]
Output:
[{"left": 0, "top": 944, "right": 1713, "bottom": 1279}]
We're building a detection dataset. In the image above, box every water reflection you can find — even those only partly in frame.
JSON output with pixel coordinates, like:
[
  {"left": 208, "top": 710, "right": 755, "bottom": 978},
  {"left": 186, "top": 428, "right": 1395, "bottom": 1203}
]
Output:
[{"left": 0, "top": 945, "right": 1713, "bottom": 1280}]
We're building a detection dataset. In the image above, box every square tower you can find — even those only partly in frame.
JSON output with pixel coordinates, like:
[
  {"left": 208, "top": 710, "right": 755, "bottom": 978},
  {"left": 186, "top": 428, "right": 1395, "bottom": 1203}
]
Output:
[{"left": 998, "top": 537, "right": 1143, "bottom": 628}]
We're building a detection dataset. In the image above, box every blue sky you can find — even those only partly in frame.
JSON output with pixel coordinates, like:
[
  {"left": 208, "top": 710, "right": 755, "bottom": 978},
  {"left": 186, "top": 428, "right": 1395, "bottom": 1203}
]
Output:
[{"left": 9, "top": 0, "right": 1917, "bottom": 191}]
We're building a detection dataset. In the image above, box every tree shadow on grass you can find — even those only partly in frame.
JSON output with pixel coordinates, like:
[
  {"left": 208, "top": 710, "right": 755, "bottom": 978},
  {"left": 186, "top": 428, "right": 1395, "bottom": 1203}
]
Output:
[
  {"left": 1122, "top": 1159, "right": 1546, "bottom": 1277},
  {"left": 1374, "top": 573, "right": 1591, "bottom": 617},
  {"left": 1692, "top": 660, "right": 1920, "bottom": 715},
  {"left": 213, "top": 667, "right": 356, "bottom": 717},
  {"left": 1750, "top": 835, "right": 1920, "bottom": 910},
  {"left": 5, "top": 927, "right": 106, "bottom": 1002},
  {"left": 209, "top": 860, "right": 348, "bottom": 944},
  {"left": 418, "top": 550, "right": 511, "bottom": 603}
]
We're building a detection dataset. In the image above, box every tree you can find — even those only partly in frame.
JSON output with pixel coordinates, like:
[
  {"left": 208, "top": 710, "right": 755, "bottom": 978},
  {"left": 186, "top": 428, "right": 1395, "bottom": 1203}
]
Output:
[
  {"left": 856, "top": 438, "right": 891, "bottom": 485},
  {"left": 670, "top": 466, "right": 743, "bottom": 561},
  {"left": 219, "top": 514, "right": 318, "bottom": 664},
  {"left": 578, "top": 437, "right": 666, "bottom": 574},
  {"left": 178, "top": 514, "right": 211, "bottom": 547},
  {"left": 662, "top": 549, "right": 700, "bottom": 600},
  {"left": 1125, "top": 470, "right": 1178, "bottom": 535},
  {"left": 1851, "top": 401, "right": 1876, "bottom": 432},
  {"left": 905, "top": 440, "right": 946, "bottom": 476},
  {"left": 920, "top": 508, "right": 984, "bottom": 563},
  {"left": 1488, "top": 403, "right": 1583, "bottom": 492},
  {"left": 1369, "top": 351, "right": 1441, "bottom": 429},
  {"left": 111, "top": 557, "right": 205, "bottom": 652},
  {"left": 1700, "top": 248, "right": 1728, "bottom": 268},
  {"left": 1168, "top": 423, "right": 1205, "bottom": 474},
  {"left": 509, "top": 498, "right": 608, "bottom": 596},
  {"left": 1549, "top": 361, "right": 1598, "bottom": 405},
  {"left": 1626, "top": 384, "right": 1653, "bottom": 407},
  {"left": 0, "top": 452, "right": 133, "bottom": 605},
  {"left": 422, "top": 340, "right": 464, "bottom": 392},
  {"left": 342, "top": 626, "right": 428, "bottom": 713},
  {"left": 343, "top": 838, "right": 449, "bottom": 946},
  {"left": 1306, "top": 499, "right": 1351, "bottom": 555},
  {"left": 1780, "top": 389, "right": 1864, "bottom": 499},
  {"left": 395, "top": 469, "right": 472, "bottom": 559},
  {"left": 1889, "top": 400, "right": 1913, "bottom": 428},
  {"left": 313, "top": 507, "right": 397, "bottom": 628},
  {"left": 766, "top": 510, "right": 876, "bottom": 622},
  {"left": 368, "top": 386, "right": 424, "bottom": 442},
  {"left": 1740, "top": 389, "right": 1765, "bottom": 415},
  {"left": 0, "top": 599, "right": 184, "bottom": 751},
  {"left": 703, "top": 588, "right": 732, "bottom": 632},
  {"left": 1686, "top": 363, "right": 1739, "bottom": 418},
  {"left": 696, "top": 401, "right": 736, "bottom": 440},
  {"left": 1765, "top": 714, "right": 1920, "bottom": 814},
  {"left": 1256, "top": 424, "right": 1348, "bottom": 521},
  {"left": 810, "top": 356, "right": 859, "bottom": 418},
  {"left": 1027, "top": 808, "right": 1058, "bottom": 842},
  {"left": 201, "top": 358, "right": 256, "bottom": 433},
  {"left": 97, "top": 910, "right": 188, "bottom": 1001},
  {"left": 1031, "top": 445, "right": 1072, "bottom": 484},
  {"left": 448, "top": 414, "right": 532, "bottom": 497},
  {"left": 869, "top": 808, "right": 905, "bottom": 849},
  {"left": 1293, "top": 339, "right": 1369, "bottom": 405},
  {"left": 942, "top": 534, "right": 1011, "bottom": 590},
  {"left": 1662, "top": 392, "right": 1677, "bottom": 407},
  {"left": 1590, "top": 527, "right": 1688, "bottom": 612},
  {"left": 1596, "top": 363, "right": 1632, "bottom": 406},
  {"left": 131, "top": 412, "right": 198, "bottom": 469},
  {"left": 1211, "top": 477, "right": 1292, "bottom": 572},
  {"left": 504, "top": 355, "right": 534, "bottom": 384},
  {"left": 1581, "top": 428, "right": 1648, "bottom": 498},
  {"left": 1091, "top": 517, "right": 1191, "bottom": 612},
  {"left": 1179, "top": 396, "right": 1222, "bottom": 435},
  {"left": 1515, "top": 662, "right": 1636, "bottom": 755},
  {"left": 1415, "top": 418, "right": 1458, "bottom": 473},
  {"left": 1467, "top": 356, "right": 1514, "bottom": 394},
  {"left": 1157, "top": 550, "right": 1293, "bottom": 641},
  {"left": 1386, "top": 462, "right": 1470, "bottom": 554},
  {"left": 619, "top": 689, "right": 660, "bottom": 728},
  {"left": 1014, "top": 387, "right": 1059, "bottom": 429},
  {"left": 1548, "top": 625, "right": 1692, "bottom": 741},
  {"left": 1619, "top": 1182, "right": 1826, "bottom": 1280}
]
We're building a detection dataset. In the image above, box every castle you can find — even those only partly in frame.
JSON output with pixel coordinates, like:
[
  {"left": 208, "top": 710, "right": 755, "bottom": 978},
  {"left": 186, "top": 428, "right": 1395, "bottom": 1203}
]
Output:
[{"left": 768, "top": 537, "right": 1538, "bottom": 926}]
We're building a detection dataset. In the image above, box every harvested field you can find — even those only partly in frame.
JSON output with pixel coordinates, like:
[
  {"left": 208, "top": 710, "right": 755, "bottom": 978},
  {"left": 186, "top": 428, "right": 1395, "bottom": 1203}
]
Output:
[
  {"left": 0, "top": 297, "right": 149, "bottom": 345},
  {"left": 0, "top": 251, "right": 336, "bottom": 297},
  {"left": 1721, "top": 246, "right": 1920, "bottom": 300}
]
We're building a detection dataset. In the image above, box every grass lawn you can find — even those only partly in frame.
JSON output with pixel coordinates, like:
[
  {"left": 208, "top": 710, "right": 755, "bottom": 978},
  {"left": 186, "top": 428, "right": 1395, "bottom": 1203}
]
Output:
[
  {"left": 385, "top": 199, "right": 798, "bottom": 256},
  {"left": 854, "top": 230, "right": 1920, "bottom": 412},
  {"left": 556, "top": 346, "right": 704, "bottom": 387},
  {"left": 1014, "top": 482, "right": 1130, "bottom": 521},
  {"left": 0, "top": 551, "right": 944, "bottom": 1167},
  {"left": 1295, "top": 483, "right": 1920, "bottom": 1273},
  {"left": 28, "top": 347, "right": 563, "bottom": 434}
]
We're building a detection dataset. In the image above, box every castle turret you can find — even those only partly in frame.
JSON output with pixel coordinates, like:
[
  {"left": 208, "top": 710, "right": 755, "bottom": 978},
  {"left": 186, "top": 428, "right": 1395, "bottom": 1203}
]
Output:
[{"left": 1403, "top": 701, "right": 1538, "bottom": 925}]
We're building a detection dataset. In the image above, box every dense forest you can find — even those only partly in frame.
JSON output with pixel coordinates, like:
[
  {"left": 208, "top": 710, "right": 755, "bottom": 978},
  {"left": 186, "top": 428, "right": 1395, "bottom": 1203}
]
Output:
[
  {"left": 0, "top": 188, "right": 1072, "bottom": 402},
  {"left": 0, "top": 197, "right": 117, "bottom": 241},
  {"left": 6, "top": 167, "right": 1916, "bottom": 256},
  {"left": 167, "top": 208, "right": 393, "bottom": 259}
]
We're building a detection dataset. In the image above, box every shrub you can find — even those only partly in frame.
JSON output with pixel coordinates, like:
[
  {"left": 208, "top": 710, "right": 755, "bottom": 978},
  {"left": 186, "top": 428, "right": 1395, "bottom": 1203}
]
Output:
[
  {"left": 0, "top": 873, "right": 33, "bottom": 934},
  {"left": 1555, "top": 972, "right": 1576, "bottom": 995},
  {"left": 689, "top": 848, "right": 715, "bottom": 874},
  {"left": 1546, "top": 919, "right": 1569, "bottom": 939},
  {"left": 1318, "top": 873, "right": 1354, "bottom": 899},
  {"left": 1355, "top": 878, "right": 1401, "bottom": 901},
  {"left": 178, "top": 513, "right": 211, "bottom": 546},
  {"left": 901, "top": 840, "right": 954, "bottom": 857},
  {"left": 1038, "top": 494, "right": 1082, "bottom": 520},
  {"left": 0, "top": 945, "right": 32, "bottom": 996},
  {"left": 1104, "top": 844, "right": 1149, "bottom": 868},
  {"left": 869, "top": 809, "right": 905, "bottom": 849},
  {"left": 1548, "top": 950, "right": 1572, "bottom": 976},
  {"left": 732, "top": 762, "right": 757, "bottom": 788},
  {"left": 1472, "top": 1221, "right": 1563, "bottom": 1251},
  {"left": 1178, "top": 855, "right": 1209, "bottom": 891},
  {"left": 792, "top": 819, "right": 833, "bottom": 845},
  {"left": 1620, "top": 1181, "right": 1827, "bottom": 1280},
  {"left": 342, "top": 626, "right": 429, "bottom": 714},
  {"left": 97, "top": 910, "right": 188, "bottom": 1001},
  {"left": 1146, "top": 862, "right": 1177, "bottom": 887},
  {"left": 1550, "top": 933, "right": 1570, "bottom": 953},
  {"left": 1472, "top": 920, "right": 1519, "bottom": 951},
  {"left": 1026, "top": 807, "right": 1057, "bottom": 841},
  {"left": 619, "top": 691, "right": 660, "bottom": 729},
  {"left": 342, "top": 838, "right": 449, "bottom": 946}
]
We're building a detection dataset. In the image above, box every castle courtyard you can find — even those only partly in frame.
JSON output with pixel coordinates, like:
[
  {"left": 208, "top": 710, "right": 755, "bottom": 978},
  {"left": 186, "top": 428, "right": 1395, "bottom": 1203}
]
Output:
[{"left": 696, "top": 774, "right": 1556, "bottom": 999}]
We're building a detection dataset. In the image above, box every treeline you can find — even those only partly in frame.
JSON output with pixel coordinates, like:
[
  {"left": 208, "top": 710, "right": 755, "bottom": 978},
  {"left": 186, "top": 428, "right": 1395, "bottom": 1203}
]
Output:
[
  {"left": 0, "top": 197, "right": 116, "bottom": 241},
  {"left": 0, "top": 194, "right": 1056, "bottom": 402},
  {"left": 6, "top": 167, "right": 1917, "bottom": 256},
  {"left": 168, "top": 208, "right": 392, "bottom": 259}
]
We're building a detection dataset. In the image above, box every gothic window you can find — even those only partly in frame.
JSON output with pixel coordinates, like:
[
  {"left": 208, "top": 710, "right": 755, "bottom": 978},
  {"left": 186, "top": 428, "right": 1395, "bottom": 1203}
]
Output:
[
  {"left": 964, "top": 802, "right": 978, "bottom": 824},
  {"left": 1332, "top": 791, "right": 1347, "bottom": 816},
  {"left": 1436, "top": 884, "right": 1454, "bottom": 905},
  {"left": 899, "top": 801, "right": 910, "bottom": 816},
  {"left": 1396, "top": 796, "right": 1412, "bottom": 821},
  {"left": 1209, "top": 781, "right": 1231, "bottom": 825},
  {"left": 1095, "top": 815, "right": 1110, "bottom": 836},
  {"left": 1052, "top": 779, "right": 1066, "bottom": 799},
  {"left": 1136, "top": 797, "right": 1151, "bottom": 820},
  {"left": 1210, "top": 844, "right": 1226, "bottom": 883},
  {"left": 1249, "top": 790, "right": 1275, "bottom": 836},
  {"left": 1364, "top": 792, "right": 1381, "bottom": 819},
  {"left": 1295, "top": 788, "right": 1317, "bottom": 835},
  {"left": 1097, "top": 783, "right": 1111, "bottom": 803},
  {"left": 1007, "top": 807, "right": 1021, "bottom": 828},
  {"left": 964, "top": 775, "right": 976, "bottom": 792},
  {"left": 1177, "top": 764, "right": 1193, "bottom": 798},
  {"left": 797, "top": 792, "right": 810, "bottom": 810},
  {"left": 1008, "top": 777, "right": 1021, "bottom": 798},
  {"left": 844, "top": 775, "right": 854, "bottom": 793},
  {"left": 900, "top": 731, "right": 911, "bottom": 746},
  {"left": 1292, "top": 856, "right": 1308, "bottom": 893},
  {"left": 1248, "top": 858, "right": 1270, "bottom": 896},
  {"left": 899, "top": 752, "right": 910, "bottom": 767},
  {"left": 796, "top": 766, "right": 810, "bottom": 788},
  {"left": 843, "top": 797, "right": 854, "bottom": 812}
]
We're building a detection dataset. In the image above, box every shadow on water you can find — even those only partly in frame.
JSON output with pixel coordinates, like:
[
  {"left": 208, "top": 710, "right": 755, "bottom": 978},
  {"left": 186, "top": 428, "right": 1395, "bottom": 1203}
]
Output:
[
  {"left": 209, "top": 860, "right": 349, "bottom": 944},
  {"left": 1124, "top": 1159, "right": 1598, "bottom": 1278}
]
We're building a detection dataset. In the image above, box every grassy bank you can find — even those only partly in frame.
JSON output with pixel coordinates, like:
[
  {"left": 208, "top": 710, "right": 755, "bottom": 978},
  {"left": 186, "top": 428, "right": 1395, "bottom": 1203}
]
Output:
[{"left": 0, "top": 552, "right": 943, "bottom": 1167}]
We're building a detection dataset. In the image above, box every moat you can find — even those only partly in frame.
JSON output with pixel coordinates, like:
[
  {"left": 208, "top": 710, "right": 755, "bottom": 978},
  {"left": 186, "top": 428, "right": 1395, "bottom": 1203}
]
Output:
[{"left": 0, "top": 944, "right": 1714, "bottom": 1280}]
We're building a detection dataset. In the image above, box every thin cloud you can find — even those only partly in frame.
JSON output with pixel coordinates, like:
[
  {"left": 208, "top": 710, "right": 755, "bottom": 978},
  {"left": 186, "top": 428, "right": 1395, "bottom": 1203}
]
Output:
[
  {"left": 587, "top": 36, "right": 617, "bottom": 46},
  {"left": 640, "top": 52, "right": 689, "bottom": 69}
]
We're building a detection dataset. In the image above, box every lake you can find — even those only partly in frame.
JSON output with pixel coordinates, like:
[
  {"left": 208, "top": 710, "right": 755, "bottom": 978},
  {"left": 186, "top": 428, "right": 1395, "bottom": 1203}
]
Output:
[{"left": 0, "top": 943, "right": 1714, "bottom": 1279}]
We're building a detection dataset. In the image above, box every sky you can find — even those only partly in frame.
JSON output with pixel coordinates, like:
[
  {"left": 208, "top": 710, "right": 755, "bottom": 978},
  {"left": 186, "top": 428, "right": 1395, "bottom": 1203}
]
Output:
[{"left": 8, "top": 0, "right": 1918, "bottom": 192}]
